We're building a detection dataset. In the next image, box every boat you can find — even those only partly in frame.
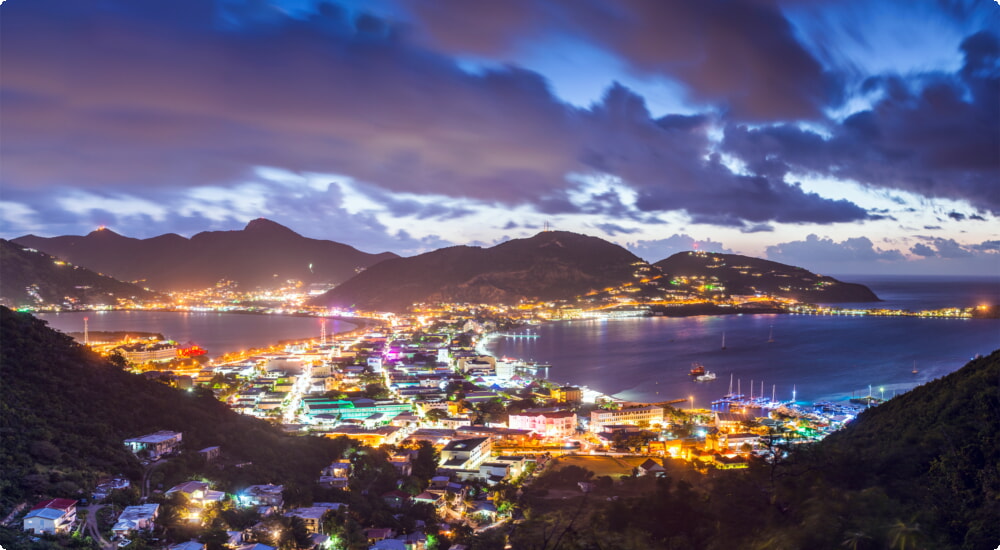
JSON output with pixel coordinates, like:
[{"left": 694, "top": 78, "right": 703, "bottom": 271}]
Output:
[
  {"left": 695, "top": 371, "right": 717, "bottom": 382},
  {"left": 689, "top": 363, "right": 706, "bottom": 376}
]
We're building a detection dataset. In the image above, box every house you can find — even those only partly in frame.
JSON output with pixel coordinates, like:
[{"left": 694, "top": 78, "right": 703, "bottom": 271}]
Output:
[
  {"left": 637, "top": 458, "right": 666, "bottom": 477},
  {"left": 198, "top": 446, "right": 222, "bottom": 462},
  {"left": 319, "top": 460, "right": 351, "bottom": 489},
  {"left": 439, "top": 437, "right": 492, "bottom": 471},
  {"left": 283, "top": 507, "right": 330, "bottom": 534},
  {"left": 388, "top": 453, "right": 413, "bottom": 477},
  {"left": 112, "top": 503, "right": 160, "bottom": 536},
  {"left": 92, "top": 477, "right": 130, "bottom": 501},
  {"left": 165, "top": 480, "right": 226, "bottom": 521},
  {"left": 370, "top": 539, "right": 407, "bottom": 550},
  {"left": 166, "top": 480, "right": 226, "bottom": 505},
  {"left": 124, "top": 430, "right": 183, "bottom": 459},
  {"left": 237, "top": 484, "right": 284, "bottom": 510},
  {"left": 23, "top": 499, "right": 77, "bottom": 534},
  {"left": 364, "top": 528, "right": 396, "bottom": 543}
]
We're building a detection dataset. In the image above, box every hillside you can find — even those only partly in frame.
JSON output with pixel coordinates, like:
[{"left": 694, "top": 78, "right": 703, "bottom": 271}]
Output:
[
  {"left": 654, "top": 251, "right": 879, "bottom": 302},
  {"left": 0, "top": 307, "right": 347, "bottom": 516},
  {"left": 0, "top": 239, "right": 163, "bottom": 308},
  {"left": 13, "top": 219, "right": 398, "bottom": 291},
  {"left": 312, "top": 231, "right": 646, "bottom": 311},
  {"left": 509, "top": 351, "right": 1000, "bottom": 549}
]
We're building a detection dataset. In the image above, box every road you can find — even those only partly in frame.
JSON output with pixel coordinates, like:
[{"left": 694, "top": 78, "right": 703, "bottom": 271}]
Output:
[{"left": 82, "top": 504, "right": 115, "bottom": 550}]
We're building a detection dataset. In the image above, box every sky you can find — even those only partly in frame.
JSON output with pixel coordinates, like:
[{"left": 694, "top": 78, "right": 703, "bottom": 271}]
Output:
[{"left": 1, "top": 0, "right": 998, "bottom": 276}]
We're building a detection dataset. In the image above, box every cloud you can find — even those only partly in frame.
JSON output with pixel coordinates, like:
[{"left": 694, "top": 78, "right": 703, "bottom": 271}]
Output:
[
  {"left": 909, "top": 237, "right": 975, "bottom": 259},
  {"left": 406, "top": 0, "right": 838, "bottom": 120},
  {"left": 722, "top": 31, "right": 1000, "bottom": 215},
  {"left": 766, "top": 234, "right": 905, "bottom": 269},
  {"left": 626, "top": 234, "right": 732, "bottom": 263},
  {"left": 593, "top": 222, "right": 640, "bottom": 236},
  {"left": 0, "top": 0, "right": 873, "bottom": 239},
  {"left": 948, "top": 211, "right": 966, "bottom": 221}
]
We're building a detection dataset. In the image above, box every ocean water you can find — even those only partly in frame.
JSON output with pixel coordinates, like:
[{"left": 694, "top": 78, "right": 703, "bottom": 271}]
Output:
[
  {"left": 37, "top": 310, "right": 353, "bottom": 358},
  {"left": 491, "top": 276, "right": 1000, "bottom": 406}
]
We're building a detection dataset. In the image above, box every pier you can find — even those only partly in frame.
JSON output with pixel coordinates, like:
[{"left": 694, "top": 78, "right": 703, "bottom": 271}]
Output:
[{"left": 498, "top": 332, "right": 540, "bottom": 339}]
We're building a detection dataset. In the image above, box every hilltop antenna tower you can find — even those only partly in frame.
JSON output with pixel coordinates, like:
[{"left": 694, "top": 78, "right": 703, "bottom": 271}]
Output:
[
  {"left": 543, "top": 221, "right": 550, "bottom": 232},
  {"left": 320, "top": 319, "right": 327, "bottom": 346}
]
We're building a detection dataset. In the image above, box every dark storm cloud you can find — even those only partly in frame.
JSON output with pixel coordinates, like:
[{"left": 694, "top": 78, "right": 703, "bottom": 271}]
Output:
[
  {"left": 406, "top": 0, "right": 838, "bottom": 120},
  {"left": 723, "top": 31, "right": 1000, "bottom": 214},
  {"left": 948, "top": 211, "right": 966, "bottom": 221},
  {"left": 0, "top": 0, "right": 871, "bottom": 233}
]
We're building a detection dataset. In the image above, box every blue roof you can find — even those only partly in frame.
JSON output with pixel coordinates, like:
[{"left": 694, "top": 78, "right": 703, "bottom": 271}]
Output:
[{"left": 25, "top": 508, "right": 66, "bottom": 521}]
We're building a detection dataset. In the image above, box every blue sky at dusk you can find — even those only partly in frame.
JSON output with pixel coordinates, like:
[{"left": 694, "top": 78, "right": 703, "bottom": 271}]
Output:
[{"left": 1, "top": 0, "right": 997, "bottom": 275}]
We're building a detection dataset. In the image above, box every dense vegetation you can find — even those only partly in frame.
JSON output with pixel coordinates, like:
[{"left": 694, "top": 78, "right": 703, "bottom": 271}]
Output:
[
  {"left": 509, "top": 350, "right": 999, "bottom": 549},
  {"left": 0, "top": 306, "right": 347, "bottom": 514}
]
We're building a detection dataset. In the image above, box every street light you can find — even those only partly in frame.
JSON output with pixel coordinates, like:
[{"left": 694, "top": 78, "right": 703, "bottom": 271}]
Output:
[{"left": 879, "top": 387, "right": 884, "bottom": 401}]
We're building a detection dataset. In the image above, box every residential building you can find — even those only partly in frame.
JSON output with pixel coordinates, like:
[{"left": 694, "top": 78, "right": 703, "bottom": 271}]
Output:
[
  {"left": 112, "top": 503, "right": 160, "bottom": 536},
  {"left": 23, "top": 499, "right": 77, "bottom": 534},
  {"left": 439, "top": 437, "right": 492, "bottom": 471},
  {"left": 237, "top": 484, "right": 284, "bottom": 509},
  {"left": 283, "top": 507, "right": 329, "bottom": 534},
  {"left": 319, "top": 460, "right": 351, "bottom": 489},
  {"left": 124, "top": 430, "right": 183, "bottom": 459}
]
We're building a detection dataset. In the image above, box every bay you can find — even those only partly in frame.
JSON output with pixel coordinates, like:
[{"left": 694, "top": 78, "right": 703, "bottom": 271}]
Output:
[
  {"left": 491, "top": 276, "right": 1000, "bottom": 406},
  {"left": 37, "top": 311, "right": 354, "bottom": 358}
]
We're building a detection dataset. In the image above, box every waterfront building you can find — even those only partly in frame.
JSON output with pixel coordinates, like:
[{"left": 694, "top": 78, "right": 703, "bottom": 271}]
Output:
[
  {"left": 508, "top": 409, "right": 577, "bottom": 438},
  {"left": 115, "top": 341, "right": 178, "bottom": 363},
  {"left": 589, "top": 405, "right": 665, "bottom": 433}
]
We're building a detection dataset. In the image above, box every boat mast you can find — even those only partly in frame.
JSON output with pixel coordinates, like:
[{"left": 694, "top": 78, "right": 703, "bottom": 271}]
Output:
[
  {"left": 721, "top": 332, "right": 726, "bottom": 350},
  {"left": 728, "top": 373, "right": 734, "bottom": 397}
]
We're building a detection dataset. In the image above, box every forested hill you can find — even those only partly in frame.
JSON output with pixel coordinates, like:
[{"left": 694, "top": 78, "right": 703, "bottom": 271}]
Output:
[
  {"left": 654, "top": 251, "right": 879, "bottom": 302},
  {"left": 0, "top": 239, "right": 163, "bottom": 308},
  {"left": 0, "top": 307, "right": 346, "bottom": 516},
  {"left": 312, "top": 230, "right": 645, "bottom": 311}
]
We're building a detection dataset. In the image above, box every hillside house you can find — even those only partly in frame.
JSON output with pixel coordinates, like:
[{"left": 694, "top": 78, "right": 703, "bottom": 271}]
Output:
[{"left": 23, "top": 499, "right": 77, "bottom": 535}]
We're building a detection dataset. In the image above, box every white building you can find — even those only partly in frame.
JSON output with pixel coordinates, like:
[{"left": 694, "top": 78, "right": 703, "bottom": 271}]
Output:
[
  {"left": 439, "top": 437, "right": 492, "bottom": 471},
  {"left": 23, "top": 499, "right": 77, "bottom": 535},
  {"left": 589, "top": 405, "right": 664, "bottom": 433},
  {"left": 124, "top": 430, "right": 183, "bottom": 459},
  {"left": 112, "top": 503, "right": 160, "bottom": 536}
]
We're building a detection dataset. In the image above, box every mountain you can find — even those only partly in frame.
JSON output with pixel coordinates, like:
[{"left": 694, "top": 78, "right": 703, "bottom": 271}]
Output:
[
  {"left": 0, "top": 239, "right": 163, "bottom": 308},
  {"left": 313, "top": 231, "right": 646, "bottom": 311},
  {"left": 13, "top": 219, "right": 398, "bottom": 291},
  {"left": 0, "top": 306, "right": 347, "bottom": 516},
  {"left": 654, "top": 251, "right": 879, "bottom": 302}
]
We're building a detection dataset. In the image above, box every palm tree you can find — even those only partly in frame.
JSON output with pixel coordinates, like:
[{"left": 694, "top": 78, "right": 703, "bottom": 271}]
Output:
[
  {"left": 888, "top": 519, "right": 923, "bottom": 550},
  {"left": 840, "top": 530, "right": 870, "bottom": 550}
]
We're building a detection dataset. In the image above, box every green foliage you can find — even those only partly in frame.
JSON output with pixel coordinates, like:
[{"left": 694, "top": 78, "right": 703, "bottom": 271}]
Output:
[{"left": 0, "top": 307, "right": 348, "bottom": 516}]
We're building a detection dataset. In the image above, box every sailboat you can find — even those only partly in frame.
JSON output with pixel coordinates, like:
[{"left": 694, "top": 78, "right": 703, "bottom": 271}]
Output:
[
  {"left": 721, "top": 332, "right": 727, "bottom": 350},
  {"left": 767, "top": 325, "right": 775, "bottom": 343}
]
